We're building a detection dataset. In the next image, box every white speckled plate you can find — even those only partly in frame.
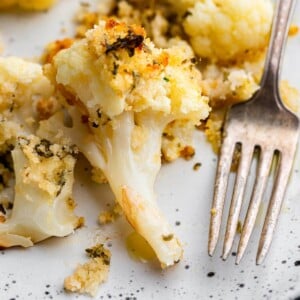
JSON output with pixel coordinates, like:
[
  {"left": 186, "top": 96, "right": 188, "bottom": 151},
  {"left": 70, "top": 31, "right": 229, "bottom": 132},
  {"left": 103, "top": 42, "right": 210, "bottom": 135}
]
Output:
[{"left": 0, "top": 1, "right": 300, "bottom": 299}]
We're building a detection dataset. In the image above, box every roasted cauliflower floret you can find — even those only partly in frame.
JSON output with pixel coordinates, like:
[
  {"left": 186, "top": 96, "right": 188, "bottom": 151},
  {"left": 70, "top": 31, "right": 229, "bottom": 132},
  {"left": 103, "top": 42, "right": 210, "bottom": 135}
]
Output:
[
  {"left": 174, "top": 0, "right": 273, "bottom": 63},
  {"left": 0, "top": 57, "right": 78, "bottom": 248},
  {"left": 0, "top": 135, "right": 79, "bottom": 248},
  {"left": 47, "top": 19, "right": 210, "bottom": 267}
]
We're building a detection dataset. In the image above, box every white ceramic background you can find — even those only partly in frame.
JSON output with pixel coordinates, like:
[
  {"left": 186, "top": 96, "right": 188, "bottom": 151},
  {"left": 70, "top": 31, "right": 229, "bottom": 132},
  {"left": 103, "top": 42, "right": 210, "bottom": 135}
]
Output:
[{"left": 0, "top": 1, "right": 299, "bottom": 299}]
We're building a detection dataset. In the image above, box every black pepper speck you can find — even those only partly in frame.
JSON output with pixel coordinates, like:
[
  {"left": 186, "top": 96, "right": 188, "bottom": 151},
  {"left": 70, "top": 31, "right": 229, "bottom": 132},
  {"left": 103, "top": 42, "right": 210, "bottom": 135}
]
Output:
[
  {"left": 207, "top": 272, "right": 215, "bottom": 277},
  {"left": 295, "top": 260, "right": 300, "bottom": 266}
]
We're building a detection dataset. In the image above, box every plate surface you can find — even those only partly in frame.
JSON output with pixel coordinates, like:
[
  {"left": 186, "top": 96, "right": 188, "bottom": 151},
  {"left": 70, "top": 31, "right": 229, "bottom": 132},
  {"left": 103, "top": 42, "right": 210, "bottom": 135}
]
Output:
[{"left": 0, "top": 1, "right": 299, "bottom": 299}]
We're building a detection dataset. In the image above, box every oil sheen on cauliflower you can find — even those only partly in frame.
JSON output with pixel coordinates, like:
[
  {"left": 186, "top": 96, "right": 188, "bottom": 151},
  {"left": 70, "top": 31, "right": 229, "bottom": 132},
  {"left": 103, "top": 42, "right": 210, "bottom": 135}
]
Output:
[
  {"left": 179, "top": 0, "right": 273, "bottom": 63},
  {"left": 0, "top": 57, "right": 79, "bottom": 247},
  {"left": 51, "top": 19, "right": 210, "bottom": 267}
]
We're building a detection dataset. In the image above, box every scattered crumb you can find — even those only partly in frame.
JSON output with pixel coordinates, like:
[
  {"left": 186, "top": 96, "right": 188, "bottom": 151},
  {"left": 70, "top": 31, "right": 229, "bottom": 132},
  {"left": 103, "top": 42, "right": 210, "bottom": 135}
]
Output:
[
  {"left": 76, "top": 216, "right": 85, "bottom": 229},
  {"left": 210, "top": 208, "right": 217, "bottom": 217},
  {"left": 180, "top": 146, "right": 195, "bottom": 161},
  {"left": 193, "top": 162, "right": 202, "bottom": 171},
  {"left": 98, "top": 203, "right": 122, "bottom": 225},
  {"left": 236, "top": 220, "right": 243, "bottom": 234},
  {"left": 64, "top": 244, "right": 111, "bottom": 297},
  {"left": 288, "top": 24, "right": 299, "bottom": 37}
]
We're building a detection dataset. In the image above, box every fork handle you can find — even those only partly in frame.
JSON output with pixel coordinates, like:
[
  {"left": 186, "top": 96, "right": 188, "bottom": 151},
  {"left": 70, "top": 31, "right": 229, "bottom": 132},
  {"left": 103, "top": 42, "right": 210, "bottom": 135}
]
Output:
[{"left": 260, "top": 0, "right": 296, "bottom": 93}]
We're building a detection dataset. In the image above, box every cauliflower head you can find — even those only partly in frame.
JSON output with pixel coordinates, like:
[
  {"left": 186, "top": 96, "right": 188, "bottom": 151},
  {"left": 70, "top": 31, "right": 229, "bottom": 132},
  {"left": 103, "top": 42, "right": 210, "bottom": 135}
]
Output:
[
  {"left": 180, "top": 0, "right": 273, "bottom": 63},
  {"left": 0, "top": 57, "right": 79, "bottom": 248},
  {"left": 48, "top": 19, "right": 210, "bottom": 267}
]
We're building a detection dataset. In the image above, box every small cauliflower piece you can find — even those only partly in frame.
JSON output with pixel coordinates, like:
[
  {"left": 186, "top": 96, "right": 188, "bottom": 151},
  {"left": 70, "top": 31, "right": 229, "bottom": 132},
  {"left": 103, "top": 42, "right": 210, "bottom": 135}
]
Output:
[
  {"left": 64, "top": 244, "right": 111, "bottom": 297},
  {"left": 180, "top": 0, "right": 273, "bottom": 63},
  {"left": 0, "top": 135, "right": 79, "bottom": 247},
  {"left": 0, "top": 57, "right": 56, "bottom": 151},
  {"left": 200, "top": 63, "right": 260, "bottom": 108},
  {"left": 50, "top": 19, "right": 210, "bottom": 267}
]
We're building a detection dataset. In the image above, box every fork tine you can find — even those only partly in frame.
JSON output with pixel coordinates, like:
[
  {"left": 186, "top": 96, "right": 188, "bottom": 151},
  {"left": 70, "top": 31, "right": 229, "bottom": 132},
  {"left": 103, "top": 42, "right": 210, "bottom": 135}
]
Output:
[
  {"left": 256, "top": 151, "right": 295, "bottom": 265},
  {"left": 222, "top": 143, "right": 254, "bottom": 260},
  {"left": 235, "top": 148, "right": 274, "bottom": 264},
  {"left": 208, "top": 137, "right": 236, "bottom": 256}
]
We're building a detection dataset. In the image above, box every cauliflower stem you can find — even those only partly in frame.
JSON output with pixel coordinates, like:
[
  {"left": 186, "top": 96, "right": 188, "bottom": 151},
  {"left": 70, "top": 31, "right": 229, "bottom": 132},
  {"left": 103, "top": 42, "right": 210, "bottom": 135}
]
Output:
[{"left": 45, "top": 19, "right": 210, "bottom": 267}]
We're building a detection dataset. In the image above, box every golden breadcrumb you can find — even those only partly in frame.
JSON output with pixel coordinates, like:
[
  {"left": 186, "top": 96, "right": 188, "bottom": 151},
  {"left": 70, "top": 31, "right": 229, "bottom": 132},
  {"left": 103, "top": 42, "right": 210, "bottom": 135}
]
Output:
[
  {"left": 64, "top": 244, "right": 111, "bottom": 297},
  {"left": 288, "top": 24, "right": 299, "bottom": 37},
  {"left": 98, "top": 203, "right": 122, "bottom": 225},
  {"left": 180, "top": 146, "right": 195, "bottom": 161},
  {"left": 210, "top": 208, "right": 217, "bottom": 217},
  {"left": 76, "top": 216, "right": 85, "bottom": 229},
  {"left": 193, "top": 162, "right": 202, "bottom": 171},
  {"left": 236, "top": 220, "right": 243, "bottom": 234},
  {"left": 41, "top": 38, "right": 74, "bottom": 64},
  {"left": 204, "top": 109, "right": 226, "bottom": 154}
]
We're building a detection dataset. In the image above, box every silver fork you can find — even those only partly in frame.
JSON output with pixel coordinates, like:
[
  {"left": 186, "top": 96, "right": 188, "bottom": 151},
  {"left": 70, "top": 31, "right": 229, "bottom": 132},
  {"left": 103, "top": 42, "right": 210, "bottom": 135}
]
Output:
[{"left": 208, "top": 0, "right": 300, "bottom": 265}]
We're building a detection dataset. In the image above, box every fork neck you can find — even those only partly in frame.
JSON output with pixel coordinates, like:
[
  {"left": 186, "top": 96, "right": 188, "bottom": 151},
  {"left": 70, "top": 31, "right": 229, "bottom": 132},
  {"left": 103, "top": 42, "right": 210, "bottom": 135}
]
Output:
[{"left": 260, "top": 0, "right": 295, "bottom": 104}]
